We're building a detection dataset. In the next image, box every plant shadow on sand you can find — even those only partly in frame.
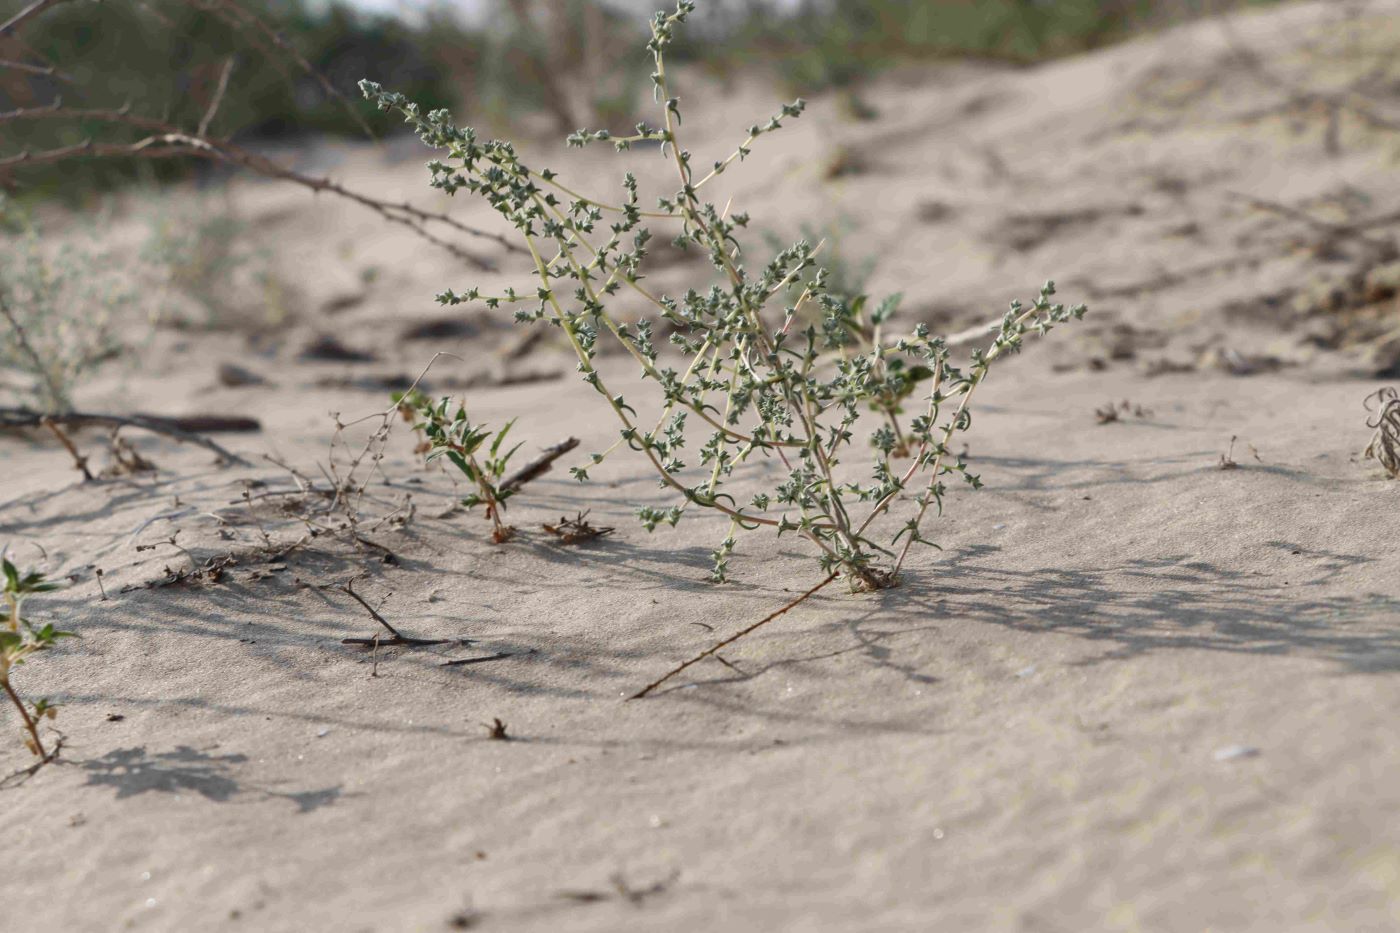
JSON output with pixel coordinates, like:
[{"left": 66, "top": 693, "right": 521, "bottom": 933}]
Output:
[
  {"left": 655, "top": 542, "right": 1400, "bottom": 699},
  {"left": 915, "top": 545, "right": 1400, "bottom": 673},
  {"left": 72, "top": 745, "right": 342, "bottom": 812}
]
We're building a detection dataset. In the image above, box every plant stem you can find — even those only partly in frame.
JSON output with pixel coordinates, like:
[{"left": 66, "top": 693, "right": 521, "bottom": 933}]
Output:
[{"left": 0, "top": 674, "right": 46, "bottom": 760}]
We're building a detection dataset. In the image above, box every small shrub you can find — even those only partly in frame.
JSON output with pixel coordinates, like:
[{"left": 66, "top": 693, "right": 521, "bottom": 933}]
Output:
[
  {"left": 142, "top": 198, "right": 291, "bottom": 331},
  {"left": 2, "top": 559, "right": 74, "bottom": 761},
  {"left": 409, "top": 396, "right": 523, "bottom": 543},
  {"left": 0, "top": 203, "right": 137, "bottom": 412},
  {"left": 361, "top": 1, "right": 1084, "bottom": 590}
]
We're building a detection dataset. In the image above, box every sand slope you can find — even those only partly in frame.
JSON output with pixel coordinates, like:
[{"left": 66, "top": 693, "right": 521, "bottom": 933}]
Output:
[{"left": 3, "top": 2, "right": 1399, "bottom": 930}]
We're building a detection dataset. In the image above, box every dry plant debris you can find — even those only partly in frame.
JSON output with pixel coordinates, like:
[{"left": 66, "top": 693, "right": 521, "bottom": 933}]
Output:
[
  {"left": 542, "top": 511, "right": 615, "bottom": 544},
  {"left": 1363, "top": 387, "right": 1400, "bottom": 477},
  {"left": 1095, "top": 400, "right": 1152, "bottom": 424},
  {"left": 338, "top": 578, "right": 454, "bottom": 649},
  {"left": 1219, "top": 435, "right": 1241, "bottom": 470},
  {"left": 0, "top": 407, "right": 255, "bottom": 465}
]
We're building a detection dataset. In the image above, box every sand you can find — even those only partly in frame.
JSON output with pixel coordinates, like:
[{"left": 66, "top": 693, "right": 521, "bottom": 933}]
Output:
[{"left": 3, "top": 1, "right": 1399, "bottom": 930}]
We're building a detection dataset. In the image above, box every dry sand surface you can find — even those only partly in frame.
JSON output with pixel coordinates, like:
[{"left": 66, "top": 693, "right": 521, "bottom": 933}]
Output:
[{"left": 4, "top": 2, "right": 1400, "bottom": 930}]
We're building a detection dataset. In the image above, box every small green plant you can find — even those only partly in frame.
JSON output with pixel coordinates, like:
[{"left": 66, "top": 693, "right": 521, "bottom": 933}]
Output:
[
  {"left": 362, "top": 2, "right": 1084, "bottom": 590},
  {"left": 2, "top": 559, "right": 74, "bottom": 762},
  {"left": 410, "top": 396, "right": 523, "bottom": 543}
]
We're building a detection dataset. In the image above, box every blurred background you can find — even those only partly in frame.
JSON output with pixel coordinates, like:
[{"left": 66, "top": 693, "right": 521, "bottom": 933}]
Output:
[
  {"left": 1, "top": 0, "right": 1276, "bottom": 198},
  {"left": 3, "top": 0, "right": 1397, "bottom": 419}
]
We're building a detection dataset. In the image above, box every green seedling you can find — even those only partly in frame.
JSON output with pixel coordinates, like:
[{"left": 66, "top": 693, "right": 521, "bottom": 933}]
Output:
[
  {"left": 410, "top": 396, "right": 522, "bottom": 543},
  {"left": 2, "top": 558, "right": 75, "bottom": 761}
]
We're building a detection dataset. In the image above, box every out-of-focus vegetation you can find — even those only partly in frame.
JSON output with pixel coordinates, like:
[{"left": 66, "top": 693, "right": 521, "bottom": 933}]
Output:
[
  {"left": 0, "top": 0, "right": 459, "bottom": 194},
  {"left": 0, "top": 0, "right": 1279, "bottom": 200},
  {"left": 672, "top": 1, "right": 1282, "bottom": 91},
  {"left": 0, "top": 200, "right": 135, "bottom": 411}
]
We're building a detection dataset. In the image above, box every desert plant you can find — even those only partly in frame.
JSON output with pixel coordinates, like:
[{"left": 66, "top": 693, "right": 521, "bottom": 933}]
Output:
[
  {"left": 142, "top": 196, "right": 292, "bottom": 330},
  {"left": 0, "top": 202, "right": 137, "bottom": 411},
  {"left": 1, "top": 559, "right": 73, "bottom": 762},
  {"left": 361, "top": 1, "right": 1084, "bottom": 590},
  {"left": 409, "top": 396, "right": 523, "bottom": 543}
]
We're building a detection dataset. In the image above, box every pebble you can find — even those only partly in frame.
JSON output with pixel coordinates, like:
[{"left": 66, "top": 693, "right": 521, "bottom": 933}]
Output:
[{"left": 1213, "top": 745, "right": 1260, "bottom": 762}]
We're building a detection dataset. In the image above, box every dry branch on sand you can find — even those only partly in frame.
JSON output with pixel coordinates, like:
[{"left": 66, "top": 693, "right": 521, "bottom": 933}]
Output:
[
  {"left": 0, "top": 407, "right": 255, "bottom": 465},
  {"left": 1363, "top": 387, "right": 1400, "bottom": 477}
]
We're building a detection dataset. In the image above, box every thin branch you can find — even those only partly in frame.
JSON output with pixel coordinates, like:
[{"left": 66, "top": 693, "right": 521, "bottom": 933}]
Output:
[
  {"left": 629, "top": 573, "right": 838, "bottom": 699},
  {"left": 40, "top": 417, "right": 92, "bottom": 481},
  {"left": 0, "top": 112, "right": 519, "bottom": 266},
  {"left": 0, "top": 408, "right": 253, "bottom": 465},
  {"left": 195, "top": 0, "right": 373, "bottom": 137},
  {"left": 0, "top": 0, "right": 75, "bottom": 37},
  {"left": 338, "top": 578, "right": 453, "bottom": 648},
  {"left": 0, "top": 58, "right": 70, "bottom": 81},
  {"left": 197, "top": 57, "right": 236, "bottom": 137},
  {"left": 340, "top": 578, "right": 402, "bottom": 639},
  {"left": 499, "top": 437, "right": 580, "bottom": 493},
  {"left": 1225, "top": 190, "right": 1396, "bottom": 254}
]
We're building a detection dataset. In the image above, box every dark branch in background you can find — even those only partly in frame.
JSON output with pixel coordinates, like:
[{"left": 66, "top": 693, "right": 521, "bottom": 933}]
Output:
[
  {"left": 0, "top": 0, "right": 76, "bottom": 38},
  {"left": 0, "top": 408, "right": 256, "bottom": 465},
  {"left": 0, "top": 0, "right": 525, "bottom": 269},
  {"left": 195, "top": 0, "right": 372, "bottom": 136},
  {"left": 0, "top": 105, "right": 521, "bottom": 268}
]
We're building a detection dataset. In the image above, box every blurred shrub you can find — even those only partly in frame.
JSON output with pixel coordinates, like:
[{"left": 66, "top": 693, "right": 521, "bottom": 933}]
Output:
[
  {"left": 673, "top": 0, "right": 1283, "bottom": 92},
  {"left": 0, "top": 201, "right": 136, "bottom": 411},
  {"left": 0, "top": 0, "right": 459, "bottom": 195},
  {"left": 142, "top": 195, "right": 295, "bottom": 331},
  {"left": 452, "top": 0, "right": 648, "bottom": 135},
  {"left": 0, "top": 0, "right": 1285, "bottom": 201}
]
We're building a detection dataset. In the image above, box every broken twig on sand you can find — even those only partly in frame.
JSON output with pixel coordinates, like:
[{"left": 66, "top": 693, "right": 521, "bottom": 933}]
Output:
[
  {"left": 1, "top": 407, "right": 255, "bottom": 465},
  {"left": 630, "top": 573, "right": 838, "bottom": 699},
  {"left": 339, "top": 578, "right": 453, "bottom": 648},
  {"left": 499, "top": 437, "right": 580, "bottom": 493}
]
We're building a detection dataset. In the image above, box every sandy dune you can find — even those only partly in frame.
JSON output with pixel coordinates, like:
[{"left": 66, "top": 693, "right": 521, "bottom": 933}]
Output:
[{"left": 3, "top": 2, "right": 1400, "bottom": 930}]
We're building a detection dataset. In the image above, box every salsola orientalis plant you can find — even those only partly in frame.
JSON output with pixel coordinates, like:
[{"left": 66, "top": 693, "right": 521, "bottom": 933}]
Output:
[
  {"left": 2, "top": 559, "right": 73, "bottom": 761},
  {"left": 361, "top": 1, "right": 1084, "bottom": 590}
]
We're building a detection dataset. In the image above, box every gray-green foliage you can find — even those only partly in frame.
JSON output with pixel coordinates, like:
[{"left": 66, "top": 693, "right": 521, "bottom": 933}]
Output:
[
  {"left": 142, "top": 198, "right": 289, "bottom": 331},
  {"left": 361, "top": 2, "right": 1084, "bottom": 589},
  {"left": 0, "top": 205, "right": 136, "bottom": 412}
]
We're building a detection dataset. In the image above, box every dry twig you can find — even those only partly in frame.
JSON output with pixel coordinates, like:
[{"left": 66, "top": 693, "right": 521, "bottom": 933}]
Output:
[
  {"left": 338, "top": 578, "right": 452, "bottom": 648},
  {"left": 1363, "top": 387, "right": 1400, "bottom": 477},
  {"left": 630, "top": 573, "right": 838, "bottom": 699},
  {"left": 0, "top": 407, "right": 253, "bottom": 465}
]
